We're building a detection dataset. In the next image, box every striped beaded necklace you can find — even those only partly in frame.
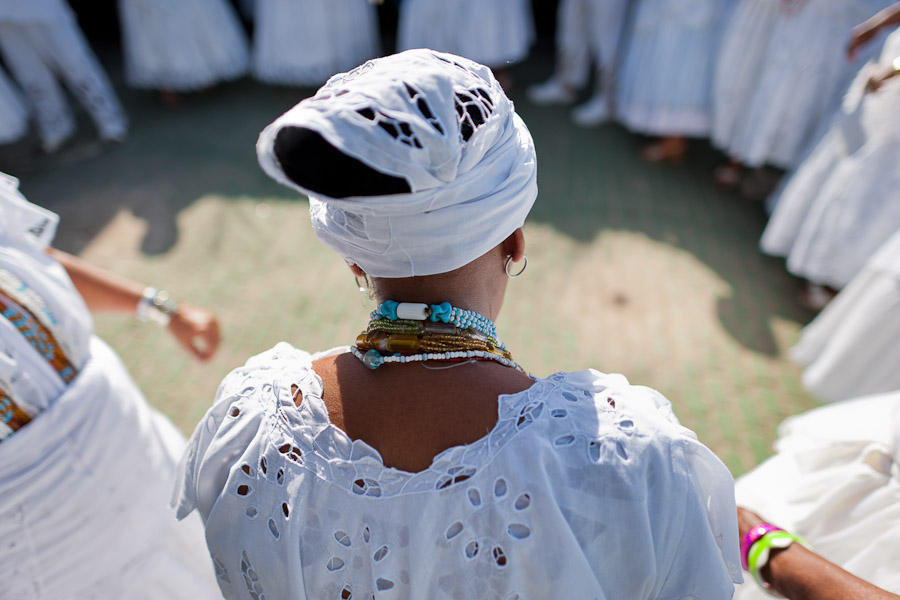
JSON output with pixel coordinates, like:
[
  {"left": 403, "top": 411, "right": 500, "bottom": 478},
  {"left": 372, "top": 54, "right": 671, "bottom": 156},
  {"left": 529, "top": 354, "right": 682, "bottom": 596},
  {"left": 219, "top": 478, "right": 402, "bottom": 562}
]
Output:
[{"left": 352, "top": 301, "right": 522, "bottom": 372}]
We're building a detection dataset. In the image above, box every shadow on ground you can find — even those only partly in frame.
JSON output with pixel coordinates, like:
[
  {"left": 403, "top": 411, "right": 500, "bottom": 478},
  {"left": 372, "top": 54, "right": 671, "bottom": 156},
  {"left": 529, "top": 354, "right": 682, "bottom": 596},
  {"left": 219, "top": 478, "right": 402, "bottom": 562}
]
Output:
[
  {"left": 0, "top": 77, "right": 309, "bottom": 255},
  {"left": 0, "top": 46, "right": 815, "bottom": 359}
]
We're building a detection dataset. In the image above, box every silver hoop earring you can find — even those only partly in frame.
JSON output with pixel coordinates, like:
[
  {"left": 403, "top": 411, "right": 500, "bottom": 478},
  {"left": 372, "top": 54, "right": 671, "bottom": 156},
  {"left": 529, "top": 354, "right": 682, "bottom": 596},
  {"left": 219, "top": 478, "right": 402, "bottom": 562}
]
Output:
[
  {"left": 505, "top": 254, "right": 528, "bottom": 278},
  {"left": 354, "top": 274, "right": 370, "bottom": 293}
]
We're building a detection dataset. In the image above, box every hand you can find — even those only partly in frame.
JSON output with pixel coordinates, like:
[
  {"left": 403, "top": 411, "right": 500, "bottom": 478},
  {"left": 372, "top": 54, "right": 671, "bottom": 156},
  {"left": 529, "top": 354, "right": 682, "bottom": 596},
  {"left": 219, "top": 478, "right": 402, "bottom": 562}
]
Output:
[
  {"left": 168, "top": 302, "right": 221, "bottom": 361},
  {"left": 865, "top": 64, "right": 899, "bottom": 93}
]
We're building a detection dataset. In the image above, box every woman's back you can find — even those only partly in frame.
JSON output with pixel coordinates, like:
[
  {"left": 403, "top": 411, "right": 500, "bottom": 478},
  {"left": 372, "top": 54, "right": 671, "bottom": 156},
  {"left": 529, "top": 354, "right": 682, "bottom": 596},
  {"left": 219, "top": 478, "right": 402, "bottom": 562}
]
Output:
[
  {"left": 313, "top": 351, "right": 533, "bottom": 472},
  {"left": 176, "top": 344, "right": 740, "bottom": 600}
]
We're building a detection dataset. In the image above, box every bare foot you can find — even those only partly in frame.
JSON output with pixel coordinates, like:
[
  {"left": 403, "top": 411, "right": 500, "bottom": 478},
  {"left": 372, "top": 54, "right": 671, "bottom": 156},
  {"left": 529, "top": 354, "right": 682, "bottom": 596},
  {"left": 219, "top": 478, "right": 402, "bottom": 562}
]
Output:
[
  {"left": 799, "top": 283, "right": 837, "bottom": 311},
  {"left": 640, "top": 137, "right": 687, "bottom": 163},
  {"left": 714, "top": 161, "right": 743, "bottom": 190},
  {"left": 160, "top": 89, "right": 181, "bottom": 108}
]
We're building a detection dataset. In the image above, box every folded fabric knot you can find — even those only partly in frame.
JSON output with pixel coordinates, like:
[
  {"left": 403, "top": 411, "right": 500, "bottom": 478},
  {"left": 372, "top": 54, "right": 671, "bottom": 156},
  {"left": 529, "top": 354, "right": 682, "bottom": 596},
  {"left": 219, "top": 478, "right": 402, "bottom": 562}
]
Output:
[{"left": 256, "top": 49, "right": 537, "bottom": 278}]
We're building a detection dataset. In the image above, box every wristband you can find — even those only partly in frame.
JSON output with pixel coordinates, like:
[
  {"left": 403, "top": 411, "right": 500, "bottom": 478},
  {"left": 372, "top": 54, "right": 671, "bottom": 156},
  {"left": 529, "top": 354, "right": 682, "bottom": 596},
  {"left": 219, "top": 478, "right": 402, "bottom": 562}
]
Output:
[
  {"left": 136, "top": 287, "right": 177, "bottom": 326},
  {"left": 741, "top": 523, "right": 782, "bottom": 570},
  {"left": 747, "top": 530, "right": 810, "bottom": 597}
]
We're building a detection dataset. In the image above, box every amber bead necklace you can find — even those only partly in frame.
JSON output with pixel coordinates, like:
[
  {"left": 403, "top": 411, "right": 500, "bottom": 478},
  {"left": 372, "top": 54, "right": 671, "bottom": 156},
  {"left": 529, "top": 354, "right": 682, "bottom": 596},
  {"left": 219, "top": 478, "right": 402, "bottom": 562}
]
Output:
[{"left": 351, "top": 301, "right": 522, "bottom": 372}]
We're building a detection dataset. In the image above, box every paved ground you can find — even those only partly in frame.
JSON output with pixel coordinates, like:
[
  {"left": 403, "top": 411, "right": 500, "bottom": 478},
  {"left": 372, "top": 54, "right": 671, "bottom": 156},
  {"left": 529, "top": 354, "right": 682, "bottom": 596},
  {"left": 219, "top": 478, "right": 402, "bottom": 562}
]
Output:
[{"left": 0, "top": 45, "right": 820, "bottom": 477}]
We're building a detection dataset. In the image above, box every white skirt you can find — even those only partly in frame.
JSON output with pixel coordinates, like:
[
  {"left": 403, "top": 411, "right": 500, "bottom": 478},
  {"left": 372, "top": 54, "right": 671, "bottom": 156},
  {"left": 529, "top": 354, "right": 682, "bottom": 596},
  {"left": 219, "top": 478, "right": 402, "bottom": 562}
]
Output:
[
  {"left": 252, "top": 0, "right": 380, "bottom": 86},
  {"left": 616, "top": 0, "right": 735, "bottom": 137},
  {"left": 760, "top": 29, "right": 900, "bottom": 288},
  {"left": 398, "top": 0, "right": 534, "bottom": 68},
  {"left": 734, "top": 390, "right": 900, "bottom": 598},
  {"left": 713, "top": 0, "right": 891, "bottom": 169},
  {"left": 0, "top": 65, "right": 28, "bottom": 144},
  {"left": 788, "top": 230, "right": 900, "bottom": 403},
  {"left": 0, "top": 338, "right": 221, "bottom": 599},
  {"left": 118, "top": 0, "right": 250, "bottom": 91}
]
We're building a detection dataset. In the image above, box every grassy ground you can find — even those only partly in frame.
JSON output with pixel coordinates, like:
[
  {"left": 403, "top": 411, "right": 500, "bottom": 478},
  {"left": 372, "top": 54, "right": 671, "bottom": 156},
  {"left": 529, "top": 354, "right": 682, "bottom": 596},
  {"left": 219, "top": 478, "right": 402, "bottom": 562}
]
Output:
[{"left": 0, "top": 45, "right": 820, "bottom": 477}]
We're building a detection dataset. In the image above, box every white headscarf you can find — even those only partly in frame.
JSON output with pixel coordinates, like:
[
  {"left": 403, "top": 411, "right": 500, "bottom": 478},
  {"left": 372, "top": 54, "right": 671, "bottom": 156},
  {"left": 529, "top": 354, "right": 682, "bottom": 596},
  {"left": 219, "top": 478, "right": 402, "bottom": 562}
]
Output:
[{"left": 257, "top": 49, "right": 537, "bottom": 278}]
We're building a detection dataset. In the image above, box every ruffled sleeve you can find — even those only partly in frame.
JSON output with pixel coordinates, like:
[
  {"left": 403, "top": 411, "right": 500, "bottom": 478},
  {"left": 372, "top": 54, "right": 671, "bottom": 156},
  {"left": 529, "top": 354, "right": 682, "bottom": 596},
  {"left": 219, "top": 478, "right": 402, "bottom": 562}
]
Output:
[
  {"left": 656, "top": 437, "right": 742, "bottom": 599},
  {"left": 585, "top": 370, "right": 742, "bottom": 599},
  {"left": 173, "top": 343, "right": 312, "bottom": 521}
]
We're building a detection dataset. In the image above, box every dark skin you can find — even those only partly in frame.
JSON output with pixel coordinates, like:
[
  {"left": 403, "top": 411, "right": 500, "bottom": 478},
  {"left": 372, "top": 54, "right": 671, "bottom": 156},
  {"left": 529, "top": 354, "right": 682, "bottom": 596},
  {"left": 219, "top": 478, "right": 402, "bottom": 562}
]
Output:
[
  {"left": 847, "top": 2, "right": 900, "bottom": 61},
  {"left": 738, "top": 507, "right": 900, "bottom": 600},
  {"left": 846, "top": 2, "right": 900, "bottom": 92},
  {"left": 311, "top": 229, "right": 533, "bottom": 473},
  {"left": 48, "top": 248, "right": 220, "bottom": 361}
]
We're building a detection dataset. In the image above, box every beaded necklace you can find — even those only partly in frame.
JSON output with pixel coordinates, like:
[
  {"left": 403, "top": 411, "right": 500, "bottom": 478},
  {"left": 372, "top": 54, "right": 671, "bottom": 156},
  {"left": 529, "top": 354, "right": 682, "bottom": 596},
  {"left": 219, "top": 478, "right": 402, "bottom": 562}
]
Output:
[{"left": 352, "top": 301, "right": 522, "bottom": 372}]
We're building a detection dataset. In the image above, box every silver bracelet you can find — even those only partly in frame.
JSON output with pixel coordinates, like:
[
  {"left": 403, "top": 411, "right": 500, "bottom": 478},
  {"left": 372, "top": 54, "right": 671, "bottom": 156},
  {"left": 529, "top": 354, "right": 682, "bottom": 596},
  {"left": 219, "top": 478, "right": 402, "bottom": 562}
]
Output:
[{"left": 136, "top": 287, "right": 177, "bottom": 326}]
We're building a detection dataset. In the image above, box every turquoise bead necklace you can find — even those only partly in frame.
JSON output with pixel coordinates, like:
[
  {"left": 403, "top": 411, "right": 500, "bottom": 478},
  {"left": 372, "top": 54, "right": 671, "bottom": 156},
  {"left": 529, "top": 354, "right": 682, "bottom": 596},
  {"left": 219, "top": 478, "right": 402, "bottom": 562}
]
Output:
[{"left": 353, "top": 300, "right": 521, "bottom": 372}]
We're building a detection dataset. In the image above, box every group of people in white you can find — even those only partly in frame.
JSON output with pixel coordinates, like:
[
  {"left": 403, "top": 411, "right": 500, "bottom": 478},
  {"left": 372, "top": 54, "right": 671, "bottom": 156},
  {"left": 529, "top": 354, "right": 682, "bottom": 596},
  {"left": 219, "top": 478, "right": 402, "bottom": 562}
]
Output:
[
  {"left": 0, "top": 0, "right": 382, "bottom": 151},
  {"left": 532, "top": 0, "right": 900, "bottom": 406},
  {"left": 1, "top": 0, "right": 899, "bottom": 598}
]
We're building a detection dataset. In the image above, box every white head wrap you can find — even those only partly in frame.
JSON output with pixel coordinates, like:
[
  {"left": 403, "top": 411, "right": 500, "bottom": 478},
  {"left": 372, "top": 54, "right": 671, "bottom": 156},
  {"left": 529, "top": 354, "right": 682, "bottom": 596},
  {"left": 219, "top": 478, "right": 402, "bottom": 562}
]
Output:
[{"left": 257, "top": 49, "right": 537, "bottom": 278}]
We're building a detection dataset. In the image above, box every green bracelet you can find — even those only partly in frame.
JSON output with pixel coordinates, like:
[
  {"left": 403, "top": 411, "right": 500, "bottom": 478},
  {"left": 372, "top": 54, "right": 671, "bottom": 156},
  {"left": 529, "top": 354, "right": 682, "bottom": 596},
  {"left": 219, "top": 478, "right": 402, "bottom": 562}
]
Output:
[{"left": 747, "top": 530, "right": 810, "bottom": 597}]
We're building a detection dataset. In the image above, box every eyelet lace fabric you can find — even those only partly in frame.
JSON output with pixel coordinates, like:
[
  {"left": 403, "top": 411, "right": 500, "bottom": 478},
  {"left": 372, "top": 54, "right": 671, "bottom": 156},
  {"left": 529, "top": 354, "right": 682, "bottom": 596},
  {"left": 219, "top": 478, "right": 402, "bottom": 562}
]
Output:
[
  {"left": 176, "top": 343, "right": 742, "bottom": 599},
  {"left": 255, "top": 49, "right": 539, "bottom": 279}
]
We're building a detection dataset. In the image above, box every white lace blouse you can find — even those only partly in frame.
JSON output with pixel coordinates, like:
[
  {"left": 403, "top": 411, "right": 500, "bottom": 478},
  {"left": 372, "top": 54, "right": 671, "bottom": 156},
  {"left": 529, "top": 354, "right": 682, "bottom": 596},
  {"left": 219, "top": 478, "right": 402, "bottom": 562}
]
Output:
[{"left": 175, "top": 344, "right": 741, "bottom": 600}]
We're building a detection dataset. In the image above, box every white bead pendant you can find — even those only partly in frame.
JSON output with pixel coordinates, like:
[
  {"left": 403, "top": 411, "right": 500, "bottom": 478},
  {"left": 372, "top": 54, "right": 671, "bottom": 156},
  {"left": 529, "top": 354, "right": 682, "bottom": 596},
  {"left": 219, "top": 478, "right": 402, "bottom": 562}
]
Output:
[{"left": 395, "top": 303, "right": 431, "bottom": 320}]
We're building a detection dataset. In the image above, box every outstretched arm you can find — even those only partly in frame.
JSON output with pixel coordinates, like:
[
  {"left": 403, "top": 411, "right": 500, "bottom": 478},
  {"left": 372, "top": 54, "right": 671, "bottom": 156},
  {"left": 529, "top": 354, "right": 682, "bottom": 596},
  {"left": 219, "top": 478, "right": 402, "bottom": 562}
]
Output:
[
  {"left": 48, "top": 248, "right": 220, "bottom": 361},
  {"left": 848, "top": 2, "right": 900, "bottom": 60},
  {"left": 738, "top": 507, "right": 900, "bottom": 600}
]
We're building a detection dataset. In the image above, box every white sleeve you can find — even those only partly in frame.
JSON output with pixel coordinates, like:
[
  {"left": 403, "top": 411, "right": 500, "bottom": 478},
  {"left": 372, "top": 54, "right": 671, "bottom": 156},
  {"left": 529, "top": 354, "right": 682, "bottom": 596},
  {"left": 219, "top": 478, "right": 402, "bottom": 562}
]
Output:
[
  {"left": 172, "top": 343, "right": 303, "bottom": 521},
  {"left": 656, "top": 437, "right": 743, "bottom": 600}
]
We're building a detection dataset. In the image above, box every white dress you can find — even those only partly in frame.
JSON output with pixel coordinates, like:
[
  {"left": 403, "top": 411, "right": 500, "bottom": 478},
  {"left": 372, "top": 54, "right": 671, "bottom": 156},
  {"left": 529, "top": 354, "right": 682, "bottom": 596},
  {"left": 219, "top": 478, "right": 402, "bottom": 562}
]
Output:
[
  {"left": 713, "top": 0, "right": 891, "bottom": 169},
  {"left": 733, "top": 390, "right": 900, "bottom": 598},
  {"left": 252, "top": 0, "right": 380, "bottom": 87},
  {"left": 0, "top": 65, "right": 28, "bottom": 144},
  {"left": 175, "top": 343, "right": 742, "bottom": 600},
  {"left": 397, "top": 0, "right": 535, "bottom": 69},
  {"left": 0, "top": 174, "right": 220, "bottom": 599},
  {"left": 616, "top": 0, "right": 736, "bottom": 137},
  {"left": 542, "top": 0, "right": 631, "bottom": 89},
  {"left": 760, "top": 27, "right": 900, "bottom": 288},
  {"left": 0, "top": 0, "right": 127, "bottom": 151},
  {"left": 118, "top": 0, "right": 250, "bottom": 91},
  {"left": 788, "top": 229, "right": 900, "bottom": 403}
]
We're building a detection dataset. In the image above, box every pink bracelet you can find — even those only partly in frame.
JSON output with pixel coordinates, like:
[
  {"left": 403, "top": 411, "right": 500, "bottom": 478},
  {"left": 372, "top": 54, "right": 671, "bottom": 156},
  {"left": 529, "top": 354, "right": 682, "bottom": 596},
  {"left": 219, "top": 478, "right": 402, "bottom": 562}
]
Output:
[{"left": 741, "top": 523, "right": 783, "bottom": 571}]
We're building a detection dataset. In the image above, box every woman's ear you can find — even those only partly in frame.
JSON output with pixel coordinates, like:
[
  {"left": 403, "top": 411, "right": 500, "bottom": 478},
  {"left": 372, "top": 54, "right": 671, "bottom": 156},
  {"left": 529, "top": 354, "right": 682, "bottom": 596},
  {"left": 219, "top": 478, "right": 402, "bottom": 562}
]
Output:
[
  {"left": 348, "top": 263, "right": 366, "bottom": 277},
  {"left": 502, "top": 228, "right": 526, "bottom": 262}
]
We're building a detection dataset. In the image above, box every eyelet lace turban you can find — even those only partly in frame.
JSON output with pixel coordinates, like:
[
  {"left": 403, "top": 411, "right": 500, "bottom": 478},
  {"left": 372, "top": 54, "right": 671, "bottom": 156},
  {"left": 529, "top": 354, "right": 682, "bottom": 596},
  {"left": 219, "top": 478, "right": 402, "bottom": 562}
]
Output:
[{"left": 257, "top": 49, "right": 538, "bottom": 278}]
